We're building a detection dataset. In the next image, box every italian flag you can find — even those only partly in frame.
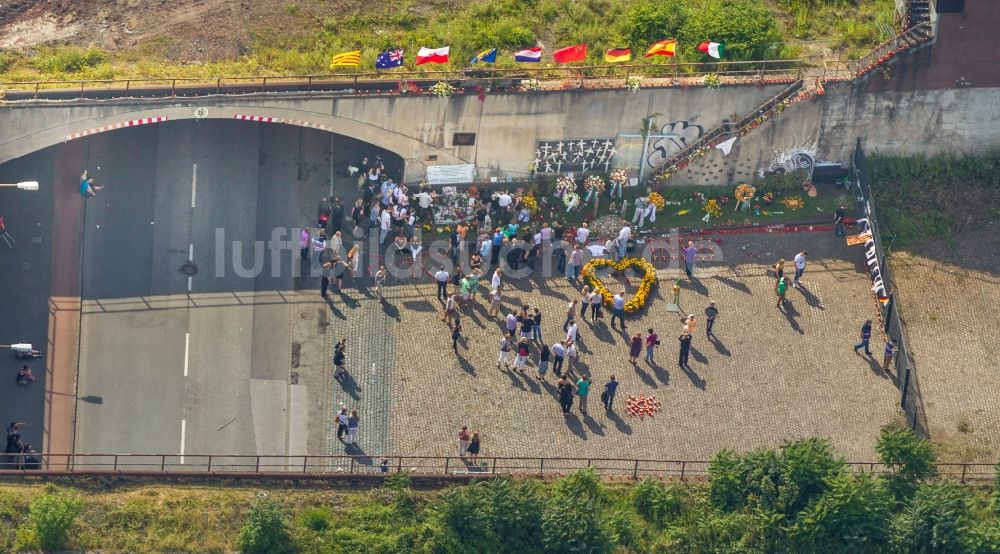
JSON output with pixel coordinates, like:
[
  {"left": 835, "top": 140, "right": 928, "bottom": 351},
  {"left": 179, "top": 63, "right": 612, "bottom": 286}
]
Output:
[{"left": 698, "top": 41, "right": 724, "bottom": 59}]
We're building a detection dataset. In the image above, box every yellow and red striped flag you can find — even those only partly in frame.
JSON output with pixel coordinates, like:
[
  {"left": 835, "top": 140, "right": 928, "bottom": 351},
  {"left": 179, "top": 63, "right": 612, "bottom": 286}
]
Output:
[
  {"left": 330, "top": 50, "right": 361, "bottom": 67},
  {"left": 645, "top": 40, "right": 677, "bottom": 58}
]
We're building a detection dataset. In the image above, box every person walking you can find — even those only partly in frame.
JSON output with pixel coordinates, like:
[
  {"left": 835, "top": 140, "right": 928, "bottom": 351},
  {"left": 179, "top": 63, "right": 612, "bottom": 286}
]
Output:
[
  {"left": 563, "top": 301, "right": 578, "bottom": 331},
  {"left": 678, "top": 331, "right": 692, "bottom": 367},
  {"left": 537, "top": 344, "right": 550, "bottom": 380},
  {"left": 373, "top": 266, "right": 387, "bottom": 299},
  {"left": 793, "top": 251, "right": 807, "bottom": 287},
  {"left": 531, "top": 308, "right": 543, "bottom": 342},
  {"left": 705, "top": 302, "right": 719, "bottom": 337},
  {"left": 497, "top": 334, "right": 514, "bottom": 369},
  {"left": 346, "top": 410, "right": 360, "bottom": 445},
  {"left": 458, "top": 426, "right": 470, "bottom": 457},
  {"left": 576, "top": 375, "right": 591, "bottom": 416},
  {"left": 883, "top": 338, "right": 897, "bottom": 372},
  {"left": 772, "top": 258, "right": 785, "bottom": 280},
  {"left": 645, "top": 329, "right": 659, "bottom": 364},
  {"left": 488, "top": 286, "right": 503, "bottom": 317},
  {"left": 589, "top": 288, "right": 603, "bottom": 323},
  {"left": 610, "top": 291, "right": 626, "bottom": 330},
  {"left": 491, "top": 267, "right": 502, "bottom": 293},
  {"left": 557, "top": 379, "right": 574, "bottom": 414},
  {"left": 452, "top": 323, "right": 464, "bottom": 353},
  {"left": 467, "top": 432, "right": 481, "bottom": 464},
  {"left": 628, "top": 332, "right": 642, "bottom": 364},
  {"left": 566, "top": 320, "right": 579, "bottom": 344},
  {"left": 775, "top": 276, "right": 788, "bottom": 308},
  {"left": 515, "top": 337, "right": 531, "bottom": 373},
  {"left": 336, "top": 407, "right": 349, "bottom": 441},
  {"left": 854, "top": 320, "right": 873, "bottom": 356},
  {"left": 683, "top": 240, "right": 698, "bottom": 279},
  {"left": 551, "top": 341, "right": 567, "bottom": 377},
  {"left": 602, "top": 375, "right": 619, "bottom": 411},
  {"left": 299, "top": 227, "right": 311, "bottom": 262},
  {"left": 834, "top": 205, "right": 847, "bottom": 237},
  {"left": 332, "top": 338, "right": 347, "bottom": 381},
  {"left": 434, "top": 267, "right": 450, "bottom": 302},
  {"left": 378, "top": 206, "right": 392, "bottom": 244},
  {"left": 442, "top": 293, "right": 459, "bottom": 326}
]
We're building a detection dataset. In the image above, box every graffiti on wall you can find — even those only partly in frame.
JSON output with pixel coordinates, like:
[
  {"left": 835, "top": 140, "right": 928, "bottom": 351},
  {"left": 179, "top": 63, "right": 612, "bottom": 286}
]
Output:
[
  {"left": 532, "top": 138, "right": 617, "bottom": 173},
  {"left": 644, "top": 120, "right": 705, "bottom": 169},
  {"left": 759, "top": 147, "right": 816, "bottom": 177}
]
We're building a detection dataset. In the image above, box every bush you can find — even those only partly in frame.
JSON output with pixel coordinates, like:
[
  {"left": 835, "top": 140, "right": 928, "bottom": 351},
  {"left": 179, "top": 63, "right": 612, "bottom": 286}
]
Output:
[
  {"left": 876, "top": 427, "right": 937, "bottom": 502},
  {"left": 32, "top": 45, "right": 107, "bottom": 73},
  {"left": 21, "top": 491, "right": 81, "bottom": 551},
  {"left": 439, "top": 478, "right": 543, "bottom": 553},
  {"left": 299, "top": 506, "right": 331, "bottom": 532},
  {"left": 237, "top": 500, "right": 294, "bottom": 554},
  {"left": 541, "top": 470, "right": 613, "bottom": 553},
  {"left": 629, "top": 479, "right": 681, "bottom": 526},
  {"left": 890, "top": 480, "right": 974, "bottom": 553},
  {"left": 792, "top": 472, "right": 891, "bottom": 552}
]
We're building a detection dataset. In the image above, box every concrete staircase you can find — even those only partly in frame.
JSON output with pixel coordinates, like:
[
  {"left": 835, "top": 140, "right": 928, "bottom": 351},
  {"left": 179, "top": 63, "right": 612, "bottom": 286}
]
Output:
[{"left": 855, "top": 0, "right": 935, "bottom": 79}]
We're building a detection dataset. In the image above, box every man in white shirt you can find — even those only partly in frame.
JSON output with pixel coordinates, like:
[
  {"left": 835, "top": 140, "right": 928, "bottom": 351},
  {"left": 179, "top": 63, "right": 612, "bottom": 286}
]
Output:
[
  {"left": 434, "top": 268, "right": 450, "bottom": 302},
  {"left": 617, "top": 225, "right": 631, "bottom": 258},
  {"left": 414, "top": 190, "right": 433, "bottom": 221},
  {"left": 793, "top": 251, "right": 807, "bottom": 287},
  {"left": 632, "top": 197, "right": 648, "bottom": 227},
  {"left": 575, "top": 222, "right": 590, "bottom": 245},
  {"left": 379, "top": 208, "right": 392, "bottom": 244},
  {"left": 497, "top": 191, "right": 513, "bottom": 209}
]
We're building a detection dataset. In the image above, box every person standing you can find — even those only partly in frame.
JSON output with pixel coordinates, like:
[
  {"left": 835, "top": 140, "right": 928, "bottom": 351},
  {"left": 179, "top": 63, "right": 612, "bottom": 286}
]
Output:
[
  {"left": 497, "top": 334, "right": 514, "bottom": 370},
  {"left": 299, "top": 227, "right": 311, "bottom": 262},
  {"left": 645, "top": 329, "right": 659, "bottom": 364},
  {"left": 491, "top": 228, "right": 504, "bottom": 267},
  {"left": 684, "top": 314, "right": 696, "bottom": 335},
  {"left": 564, "top": 301, "right": 578, "bottom": 332},
  {"left": 683, "top": 240, "right": 698, "bottom": 279},
  {"left": 537, "top": 344, "right": 550, "bottom": 380},
  {"left": 519, "top": 312, "right": 534, "bottom": 342},
  {"left": 628, "top": 332, "right": 642, "bottom": 364},
  {"left": 551, "top": 341, "right": 567, "bottom": 377},
  {"left": 793, "top": 251, "right": 807, "bottom": 287},
  {"left": 333, "top": 338, "right": 347, "bottom": 381},
  {"left": 320, "top": 256, "right": 335, "bottom": 298},
  {"left": 854, "top": 320, "right": 873, "bottom": 356},
  {"left": 515, "top": 337, "right": 531, "bottom": 373},
  {"left": 557, "top": 379, "right": 574, "bottom": 415},
  {"left": 579, "top": 285, "right": 592, "bottom": 319},
  {"left": 569, "top": 245, "right": 584, "bottom": 281},
  {"left": 772, "top": 258, "right": 785, "bottom": 280},
  {"left": 834, "top": 205, "right": 847, "bottom": 237},
  {"left": 566, "top": 320, "right": 579, "bottom": 344},
  {"left": 775, "top": 276, "right": 788, "bottom": 308},
  {"left": 442, "top": 294, "right": 459, "bottom": 326},
  {"left": 373, "top": 266, "right": 387, "bottom": 299},
  {"left": 610, "top": 291, "right": 626, "bottom": 330},
  {"left": 678, "top": 332, "right": 692, "bottom": 367},
  {"left": 671, "top": 278, "right": 682, "bottom": 305},
  {"left": 336, "top": 407, "right": 349, "bottom": 441},
  {"left": 506, "top": 311, "right": 519, "bottom": 338},
  {"left": 576, "top": 375, "right": 591, "bottom": 416},
  {"left": 488, "top": 286, "right": 503, "bottom": 317},
  {"left": 565, "top": 340, "right": 578, "bottom": 374},
  {"left": 883, "top": 338, "right": 897, "bottom": 372},
  {"left": 452, "top": 323, "right": 464, "bottom": 353},
  {"left": 575, "top": 222, "right": 591, "bottom": 245},
  {"left": 602, "top": 375, "right": 619, "bottom": 411},
  {"left": 467, "top": 432, "right": 481, "bottom": 464},
  {"left": 329, "top": 197, "right": 345, "bottom": 235},
  {"left": 346, "top": 410, "right": 360, "bottom": 445},
  {"left": 378, "top": 206, "right": 392, "bottom": 244},
  {"left": 705, "top": 302, "right": 719, "bottom": 337},
  {"left": 434, "top": 267, "right": 450, "bottom": 302},
  {"left": 491, "top": 267, "right": 502, "bottom": 293},
  {"left": 617, "top": 225, "right": 632, "bottom": 259},
  {"left": 531, "top": 308, "right": 543, "bottom": 343},
  {"left": 589, "top": 288, "right": 603, "bottom": 323},
  {"left": 458, "top": 426, "right": 470, "bottom": 457}
]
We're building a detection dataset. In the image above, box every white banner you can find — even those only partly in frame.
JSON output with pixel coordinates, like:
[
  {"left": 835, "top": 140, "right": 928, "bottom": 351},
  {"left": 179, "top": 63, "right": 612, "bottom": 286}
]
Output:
[{"left": 426, "top": 164, "right": 476, "bottom": 185}]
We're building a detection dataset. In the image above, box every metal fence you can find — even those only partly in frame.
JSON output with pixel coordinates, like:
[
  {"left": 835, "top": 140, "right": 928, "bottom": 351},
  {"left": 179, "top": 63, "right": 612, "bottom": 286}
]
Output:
[
  {"left": 852, "top": 141, "right": 927, "bottom": 436},
  {"left": 1, "top": 453, "right": 993, "bottom": 482}
]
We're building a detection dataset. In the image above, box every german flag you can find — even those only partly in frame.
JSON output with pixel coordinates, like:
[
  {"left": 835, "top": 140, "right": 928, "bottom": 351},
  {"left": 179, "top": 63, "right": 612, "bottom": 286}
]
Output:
[
  {"left": 330, "top": 50, "right": 361, "bottom": 67},
  {"left": 645, "top": 40, "right": 676, "bottom": 58},
  {"left": 604, "top": 48, "right": 632, "bottom": 63}
]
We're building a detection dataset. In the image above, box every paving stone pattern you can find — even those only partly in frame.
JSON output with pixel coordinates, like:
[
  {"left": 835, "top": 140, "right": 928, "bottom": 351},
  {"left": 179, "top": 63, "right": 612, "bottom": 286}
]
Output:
[{"left": 309, "top": 230, "right": 904, "bottom": 466}]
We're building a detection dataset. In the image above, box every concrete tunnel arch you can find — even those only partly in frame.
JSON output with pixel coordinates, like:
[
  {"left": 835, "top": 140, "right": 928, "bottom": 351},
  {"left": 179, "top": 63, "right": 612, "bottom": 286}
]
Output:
[{"left": 0, "top": 103, "right": 472, "bottom": 182}]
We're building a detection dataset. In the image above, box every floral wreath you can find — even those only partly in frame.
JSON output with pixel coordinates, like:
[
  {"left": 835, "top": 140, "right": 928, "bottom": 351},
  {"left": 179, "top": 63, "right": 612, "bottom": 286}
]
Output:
[
  {"left": 556, "top": 175, "right": 575, "bottom": 191},
  {"left": 580, "top": 257, "right": 657, "bottom": 314},
  {"left": 563, "top": 191, "right": 581, "bottom": 209},
  {"left": 734, "top": 183, "right": 756, "bottom": 203},
  {"left": 583, "top": 175, "right": 606, "bottom": 192},
  {"left": 647, "top": 192, "right": 665, "bottom": 210},
  {"left": 609, "top": 168, "right": 629, "bottom": 185}
]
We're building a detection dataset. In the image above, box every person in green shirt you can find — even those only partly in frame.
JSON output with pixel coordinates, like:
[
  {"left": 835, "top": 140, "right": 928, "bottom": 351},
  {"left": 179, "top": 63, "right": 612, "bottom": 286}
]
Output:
[
  {"left": 775, "top": 276, "right": 788, "bottom": 308},
  {"left": 576, "top": 376, "right": 591, "bottom": 416}
]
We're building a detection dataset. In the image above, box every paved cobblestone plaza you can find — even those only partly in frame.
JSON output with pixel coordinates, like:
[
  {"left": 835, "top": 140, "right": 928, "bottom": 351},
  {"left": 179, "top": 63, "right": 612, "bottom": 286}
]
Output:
[{"left": 303, "top": 229, "right": 904, "bottom": 465}]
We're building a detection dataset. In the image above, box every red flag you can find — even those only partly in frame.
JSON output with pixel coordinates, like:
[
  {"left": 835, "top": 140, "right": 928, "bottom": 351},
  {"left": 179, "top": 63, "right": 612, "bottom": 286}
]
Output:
[{"left": 553, "top": 43, "right": 587, "bottom": 64}]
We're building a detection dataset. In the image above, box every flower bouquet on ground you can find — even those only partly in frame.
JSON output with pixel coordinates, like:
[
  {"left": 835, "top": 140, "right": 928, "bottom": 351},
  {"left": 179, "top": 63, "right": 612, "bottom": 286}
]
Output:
[
  {"left": 609, "top": 168, "right": 628, "bottom": 198},
  {"left": 648, "top": 192, "right": 666, "bottom": 211},
  {"left": 555, "top": 175, "right": 575, "bottom": 199},
  {"left": 702, "top": 199, "right": 722, "bottom": 222},
  {"left": 583, "top": 175, "right": 606, "bottom": 202},
  {"left": 734, "top": 183, "right": 755, "bottom": 212}
]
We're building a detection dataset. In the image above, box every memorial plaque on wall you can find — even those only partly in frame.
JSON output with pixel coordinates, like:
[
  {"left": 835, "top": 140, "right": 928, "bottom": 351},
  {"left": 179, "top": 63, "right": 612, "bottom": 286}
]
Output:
[
  {"left": 532, "top": 138, "right": 617, "bottom": 173},
  {"left": 426, "top": 164, "right": 476, "bottom": 185},
  {"left": 453, "top": 132, "right": 476, "bottom": 146}
]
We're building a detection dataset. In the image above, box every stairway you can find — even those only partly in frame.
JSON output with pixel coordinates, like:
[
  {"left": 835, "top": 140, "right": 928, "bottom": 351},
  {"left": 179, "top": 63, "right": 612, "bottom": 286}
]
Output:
[
  {"left": 906, "top": 0, "right": 931, "bottom": 28},
  {"left": 647, "top": 80, "right": 805, "bottom": 185}
]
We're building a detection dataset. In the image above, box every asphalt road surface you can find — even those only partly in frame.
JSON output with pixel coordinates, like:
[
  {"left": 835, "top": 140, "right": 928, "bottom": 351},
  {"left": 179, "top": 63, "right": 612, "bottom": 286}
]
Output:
[{"left": 0, "top": 120, "right": 398, "bottom": 464}]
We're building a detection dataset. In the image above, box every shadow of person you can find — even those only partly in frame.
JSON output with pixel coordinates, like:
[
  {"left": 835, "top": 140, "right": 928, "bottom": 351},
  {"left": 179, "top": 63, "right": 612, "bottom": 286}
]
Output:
[
  {"left": 324, "top": 296, "right": 347, "bottom": 320},
  {"left": 709, "top": 335, "right": 732, "bottom": 357},
  {"left": 780, "top": 302, "right": 804, "bottom": 334},
  {"left": 649, "top": 362, "right": 670, "bottom": 385},
  {"left": 680, "top": 363, "right": 706, "bottom": 390},
  {"left": 563, "top": 412, "right": 587, "bottom": 439},
  {"left": 337, "top": 289, "right": 361, "bottom": 309},
  {"left": 796, "top": 284, "right": 824, "bottom": 309},
  {"left": 457, "top": 354, "right": 476, "bottom": 375},
  {"left": 344, "top": 443, "right": 373, "bottom": 465},
  {"left": 684, "top": 278, "right": 709, "bottom": 296},
  {"left": 336, "top": 372, "right": 362, "bottom": 400},
  {"left": 380, "top": 299, "right": 400, "bottom": 320},
  {"left": 503, "top": 367, "right": 528, "bottom": 391},
  {"left": 865, "top": 355, "right": 890, "bottom": 379},
  {"left": 605, "top": 409, "right": 633, "bottom": 435},
  {"left": 711, "top": 275, "right": 752, "bottom": 295},
  {"left": 690, "top": 345, "right": 708, "bottom": 364},
  {"left": 402, "top": 299, "right": 437, "bottom": 312},
  {"left": 634, "top": 366, "right": 658, "bottom": 388},
  {"left": 584, "top": 416, "right": 605, "bottom": 436}
]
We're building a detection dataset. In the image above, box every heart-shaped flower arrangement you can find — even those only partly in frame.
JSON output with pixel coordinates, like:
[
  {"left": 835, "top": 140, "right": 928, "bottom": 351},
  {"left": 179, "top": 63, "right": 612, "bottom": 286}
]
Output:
[{"left": 580, "top": 257, "right": 658, "bottom": 314}]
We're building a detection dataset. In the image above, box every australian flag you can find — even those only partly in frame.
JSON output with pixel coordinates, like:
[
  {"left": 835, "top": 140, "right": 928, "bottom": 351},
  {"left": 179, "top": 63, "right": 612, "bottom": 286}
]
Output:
[{"left": 376, "top": 49, "right": 405, "bottom": 69}]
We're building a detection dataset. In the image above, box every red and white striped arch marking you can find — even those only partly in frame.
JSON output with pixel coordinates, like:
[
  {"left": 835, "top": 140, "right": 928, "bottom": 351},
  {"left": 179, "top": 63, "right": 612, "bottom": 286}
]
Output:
[
  {"left": 64, "top": 116, "right": 169, "bottom": 141},
  {"left": 234, "top": 114, "right": 330, "bottom": 131}
]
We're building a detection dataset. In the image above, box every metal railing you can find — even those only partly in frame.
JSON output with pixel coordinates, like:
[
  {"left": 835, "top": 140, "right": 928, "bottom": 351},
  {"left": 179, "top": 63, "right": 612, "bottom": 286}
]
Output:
[
  {"left": 646, "top": 79, "right": 804, "bottom": 183},
  {"left": 0, "top": 60, "right": 804, "bottom": 101},
  {"left": 0, "top": 453, "right": 993, "bottom": 482},
  {"left": 852, "top": 141, "right": 927, "bottom": 436},
  {"left": 854, "top": 20, "right": 933, "bottom": 78}
]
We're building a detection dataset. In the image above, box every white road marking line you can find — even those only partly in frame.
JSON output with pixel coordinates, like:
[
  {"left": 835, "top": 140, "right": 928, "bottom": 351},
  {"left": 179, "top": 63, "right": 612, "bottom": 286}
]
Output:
[
  {"left": 191, "top": 163, "right": 197, "bottom": 208},
  {"left": 180, "top": 419, "right": 186, "bottom": 464},
  {"left": 184, "top": 332, "right": 190, "bottom": 377},
  {"left": 187, "top": 277, "right": 192, "bottom": 292},
  {"left": 187, "top": 243, "right": 194, "bottom": 291}
]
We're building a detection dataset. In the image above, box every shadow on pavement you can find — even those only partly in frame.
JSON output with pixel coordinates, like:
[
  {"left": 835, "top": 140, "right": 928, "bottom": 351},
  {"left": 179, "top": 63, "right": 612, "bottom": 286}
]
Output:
[
  {"left": 711, "top": 275, "right": 752, "bottom": 295},
  {"left": 680, "top": 363, "right": 706, "bottom": 390},
  {"left": 605, "top": 409, "right": 633, "bottom": 435}
]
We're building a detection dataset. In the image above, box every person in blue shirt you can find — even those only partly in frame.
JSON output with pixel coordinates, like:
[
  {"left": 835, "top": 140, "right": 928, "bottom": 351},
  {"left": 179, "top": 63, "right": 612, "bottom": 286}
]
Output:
[
  {"left": 854, "top": 320, "right": 873, "bottom": 356},
  {"left": 79, "top": 169, "right": 101, "bottom": 197}
]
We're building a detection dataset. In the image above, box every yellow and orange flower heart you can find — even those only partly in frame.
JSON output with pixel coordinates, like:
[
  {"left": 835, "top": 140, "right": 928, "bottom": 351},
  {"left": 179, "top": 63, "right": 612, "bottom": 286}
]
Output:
[{"left": 580, "top": 257, "right": 658, "bottom": 314}]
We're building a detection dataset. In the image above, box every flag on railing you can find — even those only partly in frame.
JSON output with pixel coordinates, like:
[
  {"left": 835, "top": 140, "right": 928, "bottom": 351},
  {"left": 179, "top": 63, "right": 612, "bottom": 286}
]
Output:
[
  {"left": 330, "top": 51, "right": 361, "bottom": 67},
  {"left": 416, "top": 46, "right": 450, "bottom": 65},
  {"left": 698, "top": 41, "right": 725, "bottom": 59},
  {"left": 645, "top": 39, "right": 677, "bottom": 58},
  {"left": 553, "top": 43, "right": 587, "bottom": 64},
  {"left": 376, "top": 49, "right": 405, "bottom": 69},
  {"left": 514, "top": 47, "right": 543, "bottom": 62},
  {"left": 604, "top": 48, "right": 632, "bottom": 63},
  {"left": 470, "top": 48, "right": 498, "bottom": 64}
]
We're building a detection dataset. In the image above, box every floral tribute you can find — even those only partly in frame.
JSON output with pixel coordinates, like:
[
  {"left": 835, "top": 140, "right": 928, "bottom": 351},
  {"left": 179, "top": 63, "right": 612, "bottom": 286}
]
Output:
[
  {"left": 648, "top": 192, "right": 666, "bottom": 210},
  {"left": 580, "top": 257, "right": 657, "bottom": 314},
  {"left": 703, "top": 199, "right": 722, "bottom": 220},
  {"left": 734, "top": 183, "right": 756, "bottom": 203},
  {"left": 582, "top": 175, "right": 606, "bottom": 202},
  {"left": 625, "top": 394, "right": 662, "bottom": 420},
  {"left": 520, "top": 192, "right": 539, "bottom": 213},
  {"left": 780, "top": 195, "right": 805, "bottom": 210},
  {"left": 609, "top": 168, "right": 629, "bottom": 186}
]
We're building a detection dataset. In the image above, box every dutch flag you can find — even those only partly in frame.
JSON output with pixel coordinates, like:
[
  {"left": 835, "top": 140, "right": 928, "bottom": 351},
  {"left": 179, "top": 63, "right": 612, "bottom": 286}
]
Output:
[{"left": 514, "top": 47, "right": 542, "bottom": 62}]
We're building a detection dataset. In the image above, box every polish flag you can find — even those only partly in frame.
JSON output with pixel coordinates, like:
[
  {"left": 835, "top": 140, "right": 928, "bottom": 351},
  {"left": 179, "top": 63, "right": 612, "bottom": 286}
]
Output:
[{"left": 416, "top": 46, "right": 450, "bottom": 65}]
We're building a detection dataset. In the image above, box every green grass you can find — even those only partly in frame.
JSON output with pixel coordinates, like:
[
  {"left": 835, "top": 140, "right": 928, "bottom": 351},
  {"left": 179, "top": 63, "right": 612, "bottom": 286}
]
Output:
[{"left": 0, "top": 0, "right": 894, "bottom": 84}]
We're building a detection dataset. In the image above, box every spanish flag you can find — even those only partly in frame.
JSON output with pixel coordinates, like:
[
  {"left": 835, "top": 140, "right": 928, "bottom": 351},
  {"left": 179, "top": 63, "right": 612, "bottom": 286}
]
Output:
[
  {"left": 604, "top": 48, "right": 632, "bottom": 63},
  {"left": 645, "top": 39, "right": 676, "bottom": 58},
  {"left": 330, "top": 50, "right": 361, "bottom": 67}
]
